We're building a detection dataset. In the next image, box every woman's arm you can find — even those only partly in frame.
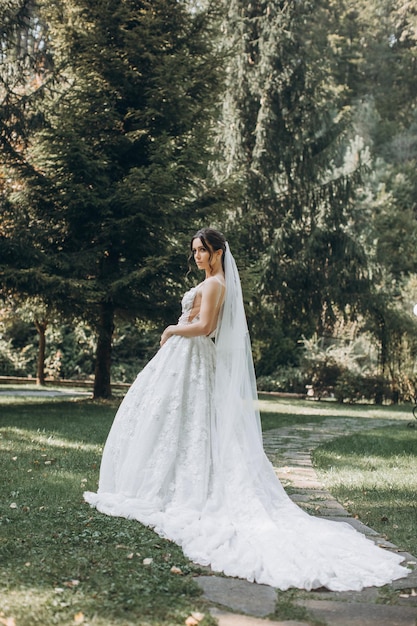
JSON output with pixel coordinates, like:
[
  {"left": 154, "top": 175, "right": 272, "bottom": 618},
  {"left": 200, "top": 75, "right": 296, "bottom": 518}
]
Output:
[{"left": 160, "top": 278, "right": 224, "bottom": 346}]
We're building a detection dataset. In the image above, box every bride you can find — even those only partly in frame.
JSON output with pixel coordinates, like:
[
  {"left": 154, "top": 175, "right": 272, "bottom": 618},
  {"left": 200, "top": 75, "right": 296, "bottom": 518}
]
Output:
[{"left": 84, "top": 228, "right": 409, "bottom": 591}]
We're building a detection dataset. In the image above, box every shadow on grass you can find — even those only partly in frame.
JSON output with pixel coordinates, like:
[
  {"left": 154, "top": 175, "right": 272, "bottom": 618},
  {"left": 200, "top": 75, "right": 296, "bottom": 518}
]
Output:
[
  {"left": 313, "top": 425, "right": 417, "bottom": 556},
  {"left": 258, "top": 394, "right": 414, "bottom": 422},
  {"left": 314, "top": 427, "right": 417, "bottom": 463},
  {"left": 0, "top": 398, "right": 214, "bottom": 626},
  {"left": 0, "top": 399, "right": 119, "bottom": 445}
]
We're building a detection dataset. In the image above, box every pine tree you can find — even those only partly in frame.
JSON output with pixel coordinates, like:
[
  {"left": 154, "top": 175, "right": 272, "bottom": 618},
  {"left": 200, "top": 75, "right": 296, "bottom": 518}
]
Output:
[
  {"left": 217, "top": 0, "right": 371, "bottom": 351},
  {"left": 0, "top": 0, "right": 221, "bottom": 397}
]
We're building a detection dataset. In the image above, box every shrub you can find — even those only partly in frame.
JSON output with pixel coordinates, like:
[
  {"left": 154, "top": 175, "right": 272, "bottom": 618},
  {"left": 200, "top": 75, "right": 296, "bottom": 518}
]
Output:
[
  {"left": 334, "top": 371, "right": 391, "bottom": 404},
  {"left": 257, "top": 366, "right": 308, "bottom": 394}
]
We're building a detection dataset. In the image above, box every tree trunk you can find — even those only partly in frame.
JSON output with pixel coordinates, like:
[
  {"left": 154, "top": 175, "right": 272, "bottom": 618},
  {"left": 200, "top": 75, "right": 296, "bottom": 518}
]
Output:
[
  {"left": 34, "top": 319, "right": 47, "bottom": 386},
  {"left": 93, "top": 300, "right": 115, "bottom": 399}
]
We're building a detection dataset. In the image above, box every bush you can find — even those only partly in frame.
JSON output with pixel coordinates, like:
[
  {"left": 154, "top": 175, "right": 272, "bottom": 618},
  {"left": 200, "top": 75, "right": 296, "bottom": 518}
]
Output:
[
  {"left": 334, "top": 371, "right": 391, "bottom": 404},
  {"left": 300, "top": 356, "right": 344, "bottom": 399},
  {"left": 257, "top": 366, "right": 308, "bottom": 394}
]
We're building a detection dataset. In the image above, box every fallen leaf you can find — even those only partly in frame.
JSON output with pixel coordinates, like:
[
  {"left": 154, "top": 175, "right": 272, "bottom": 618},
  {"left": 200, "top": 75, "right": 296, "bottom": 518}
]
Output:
[
  {"left": 170, "top": 566, "right": 183, "bottom": 575},
  {"left": 54, "top": 587, "right": 65, "bottom": 593},
  {"left": 126, "top": 553, "right": 134, "bottom": 559},
  {"left": 63, "top": 579, "right": 80, "bottom": 588},
  {"left": 184, "top": 613, "right": 205, "bottom": 626},
  {"left": 142, "top": 557, "right": 153, "bottom": 565},
  {"left": 74, "top": 611, "right": 84, "bottom": 624},
  {"left": 9, "top": 503, "right": 17, "bottom": 509}
]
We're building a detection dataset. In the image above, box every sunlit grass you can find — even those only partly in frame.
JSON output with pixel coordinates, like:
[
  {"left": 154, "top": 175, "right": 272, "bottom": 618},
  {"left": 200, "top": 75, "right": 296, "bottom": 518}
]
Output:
[
  {"left": 313, "top": 426, "right": 417, "bottom": 557},
  {"left": 258, "top": 394, "right": 413, "bottom": 420},
  {"left": 1, "top": 392, "right": 416, "bottom": 624},
  {"left": 0, "top": 398, "right": 215, "bottom": 626}
]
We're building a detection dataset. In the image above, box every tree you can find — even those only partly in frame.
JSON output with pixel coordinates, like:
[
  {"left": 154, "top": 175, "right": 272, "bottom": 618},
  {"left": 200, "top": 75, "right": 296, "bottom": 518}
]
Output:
[
  {"left": 344, "top": 0, "right": 417, "bottom": 385},
  {"left": 217, "top": 0, "right": 370, "bottom": 348},
  {"left": 0, "top": 0, "right": 222, "bottom": 397}
]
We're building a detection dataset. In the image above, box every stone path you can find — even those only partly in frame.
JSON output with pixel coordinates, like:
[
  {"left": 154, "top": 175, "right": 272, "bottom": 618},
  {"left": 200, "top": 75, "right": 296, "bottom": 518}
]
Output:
[{"left": 196, "top": 415, "right": 417, "bottom": 626}]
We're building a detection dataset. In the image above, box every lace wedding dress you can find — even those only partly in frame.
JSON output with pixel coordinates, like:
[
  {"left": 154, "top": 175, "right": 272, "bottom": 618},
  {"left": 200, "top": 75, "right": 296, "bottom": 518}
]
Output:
[{"left": 85, "top": 248, "right": 409, "bottom": 591}]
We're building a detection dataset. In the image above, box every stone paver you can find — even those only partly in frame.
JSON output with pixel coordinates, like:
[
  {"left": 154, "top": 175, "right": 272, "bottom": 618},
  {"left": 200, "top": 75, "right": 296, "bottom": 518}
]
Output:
[
  {"left": 296, "top": 599, "right": 417, "bottom": 626},
  {"left": 196, "top": 577, "right": 277, "bottom": 617},
  {"left": 210, "top": 609, "right": 309, "bottom": 626},
  {"left": 200, "top": 413, "right": 417, "bottom": 626}
]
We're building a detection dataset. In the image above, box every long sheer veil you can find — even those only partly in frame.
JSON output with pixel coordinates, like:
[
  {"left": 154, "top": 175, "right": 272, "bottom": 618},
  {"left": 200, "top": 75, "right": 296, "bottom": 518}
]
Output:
[{"left": 213, "top": 243, "right": 265, "bottom": 470}]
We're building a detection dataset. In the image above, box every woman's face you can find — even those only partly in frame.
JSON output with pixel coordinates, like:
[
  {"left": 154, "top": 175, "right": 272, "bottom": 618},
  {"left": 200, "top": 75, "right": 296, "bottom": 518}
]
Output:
[{"left": 192, "top": 237, "right": 211, "bottom": 271}]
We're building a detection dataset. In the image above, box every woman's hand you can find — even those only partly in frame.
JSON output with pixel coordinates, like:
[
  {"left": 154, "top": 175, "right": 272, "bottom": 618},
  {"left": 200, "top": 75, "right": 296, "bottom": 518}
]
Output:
[{"left": 160, "top": 325, "right": 176, "bottom": 347}]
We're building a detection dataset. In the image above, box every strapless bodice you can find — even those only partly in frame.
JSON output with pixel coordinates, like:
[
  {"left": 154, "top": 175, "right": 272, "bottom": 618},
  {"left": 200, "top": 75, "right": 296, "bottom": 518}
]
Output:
[
  {"left": 181, "top": 286, "right": 199, "bottom": 317},
  {"left": 178, "top": 285, "right": 217, "bottom": 338},
  {"left": 177, "top": 286, "right": 199, "bottom": 325}
]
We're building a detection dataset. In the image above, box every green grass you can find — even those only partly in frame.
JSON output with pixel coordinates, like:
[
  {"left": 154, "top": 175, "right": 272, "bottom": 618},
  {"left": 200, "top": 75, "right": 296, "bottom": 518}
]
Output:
[
  {"left": 312, "top": 425, "right": 417, "bottom": 558},
  {"left": 0, "top": 397, "right": 216, "bottom": 626},
  {"left": 259, "top": 394, "right": 417, "bottom": 558},
  {"left": 1, "top": 391, "right": 417, "bottom": 625},
  {"left": 258, "top": 393, "right": 413, "bottom": 431}
]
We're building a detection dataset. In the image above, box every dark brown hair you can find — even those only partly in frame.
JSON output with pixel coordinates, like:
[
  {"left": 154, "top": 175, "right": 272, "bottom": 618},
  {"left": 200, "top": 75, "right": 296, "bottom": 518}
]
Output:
[{"left": 189, "top": 228, "right": 226, "bottom": 273}]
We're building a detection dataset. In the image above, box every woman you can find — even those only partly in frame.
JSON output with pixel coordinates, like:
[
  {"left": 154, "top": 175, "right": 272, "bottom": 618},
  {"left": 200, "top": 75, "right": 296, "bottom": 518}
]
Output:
[{"left": 85, "top": 228, "right": 409, "bottom": 591}]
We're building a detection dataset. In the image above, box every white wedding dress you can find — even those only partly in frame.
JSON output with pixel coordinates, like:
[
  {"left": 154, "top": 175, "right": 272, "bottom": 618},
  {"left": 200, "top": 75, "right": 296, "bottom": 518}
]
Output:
[{"left": 85, "top": 256, "right": 409, "bottom": 591}]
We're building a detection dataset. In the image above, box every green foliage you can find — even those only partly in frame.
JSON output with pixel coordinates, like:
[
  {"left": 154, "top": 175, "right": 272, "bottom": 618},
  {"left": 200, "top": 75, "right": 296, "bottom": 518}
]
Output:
[
  {"left": 8, "top": 0, "right": 221, "bottom": 314},
  {"left": 2, "top": 0, "right": 417, "bottom": 393},
  {"left": 0, "top": 305, "right": 38, "bottom": 376},
  {"left": 216, "top": 0, "right": 417, "bottom": 380},
  {"left": 217, "top": 0, "right": 371, "bottom": 339},
  {"left": 110, "top": 320, "right": 160, "bottom": 383},
  {"left": 334, "top": 371, "right": 391, "bottom": 405},
  {"left": 251, "top": 307, "right": 299, "bottom": 376},
  {"left": 0, "top": 0, "right": 223, "bottom": 396},
  {"left": 257, "top": 366, "right": 307, "bottom": 395},
  {"left": 0, "top": 300, "right": 162, "bottom": 382}
]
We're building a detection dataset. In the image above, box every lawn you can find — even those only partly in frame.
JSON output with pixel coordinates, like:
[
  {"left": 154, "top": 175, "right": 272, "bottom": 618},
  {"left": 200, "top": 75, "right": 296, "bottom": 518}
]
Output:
[
  {"left": 1, "top": 390, "right": 416, "bottom": 625},
  {"left": 0, "top": 394, "right": 215, "bottom": 626},
  {"left": 259, "top": 394, "right": 417, "bottom": 558},
  {"left": 312, "top": 426, "right": 417, "bottom": 558}
]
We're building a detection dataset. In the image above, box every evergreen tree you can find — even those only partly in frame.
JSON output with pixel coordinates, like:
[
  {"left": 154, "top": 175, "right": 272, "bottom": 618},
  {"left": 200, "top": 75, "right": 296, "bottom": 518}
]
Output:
[
  {"left": 217, "top": 0, "right": 370, "bottom": 360},
  {"left": 0, "top": 0, "right": 221, "bottom": 397}
]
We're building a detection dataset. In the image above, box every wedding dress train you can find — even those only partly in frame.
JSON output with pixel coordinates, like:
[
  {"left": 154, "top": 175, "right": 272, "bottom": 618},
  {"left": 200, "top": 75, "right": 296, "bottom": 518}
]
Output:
[{"left": 85, "top": 254, "right": 409, "bottom": 591}]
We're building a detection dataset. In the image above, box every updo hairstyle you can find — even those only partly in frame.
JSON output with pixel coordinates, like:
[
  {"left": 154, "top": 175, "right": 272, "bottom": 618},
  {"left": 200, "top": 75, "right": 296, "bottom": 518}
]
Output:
[{"left": 189, "top": 228, "right": 226, "bottom": 274}]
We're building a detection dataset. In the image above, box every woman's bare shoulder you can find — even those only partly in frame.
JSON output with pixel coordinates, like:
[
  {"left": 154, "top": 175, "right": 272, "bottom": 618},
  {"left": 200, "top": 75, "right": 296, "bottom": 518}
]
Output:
[{"left": 204, "top": 275, "right": 225, "bottom": 287}]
